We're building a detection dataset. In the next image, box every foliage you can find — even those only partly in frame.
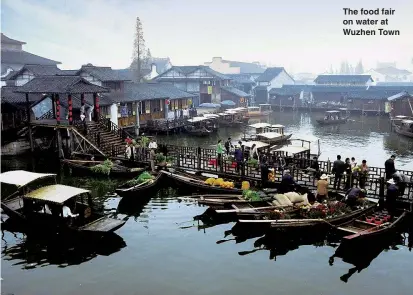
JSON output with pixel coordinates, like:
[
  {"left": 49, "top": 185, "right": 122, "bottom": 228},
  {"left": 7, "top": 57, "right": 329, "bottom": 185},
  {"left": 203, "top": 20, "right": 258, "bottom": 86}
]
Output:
[
  {"left": 125, "top": 171, "right": 154, "bottom": 187},
  {"left": 166, "top": 156, "right": 175, "bottom": 163},
  {"left": 300, "top": 201, "right": 353, "bottom": 219},
  {"left": 139, "top": 136, "right": 150, "bottom": 148},
  {"left": 90, "top": 159, "right": 113, "bottom": 176},
  {"left": 155, "top": 153, "right": 166, "bottom": 163},
  {"left": 247, "top": 158, "right": 258, "bottom": 168},
  {"left": 266, "top": 210, "right": 291, "bottom": 220},
  {"left": 242, "top": 189, "right": 261, "bottom": 201}
]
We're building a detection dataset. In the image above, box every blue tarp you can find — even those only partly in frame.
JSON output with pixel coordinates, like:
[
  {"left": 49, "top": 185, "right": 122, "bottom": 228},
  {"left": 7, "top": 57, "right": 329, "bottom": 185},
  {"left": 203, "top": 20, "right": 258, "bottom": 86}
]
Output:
[
  {"left": 221, "top": 100, "right": 236, "bottom": 106},
  {"left": 199, "top": 103, "right": 221, "bottom": 108}
]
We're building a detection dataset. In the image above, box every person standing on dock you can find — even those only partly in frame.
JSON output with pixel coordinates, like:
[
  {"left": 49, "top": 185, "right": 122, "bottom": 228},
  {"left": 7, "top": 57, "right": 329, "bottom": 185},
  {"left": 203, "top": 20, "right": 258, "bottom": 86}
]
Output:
[
  {"left": 217, "top": 140, "right": 224, "bottom": 169},
  {"left": 225, "top": 138, "right": 232, "bottom": 155},
  {"left": 384, "top": 155, "right": 396, "bottom": 180},
  {"left": 332, "top": 155, "right": 345, "bottom": 190},
  {"left": 392, "top": 170, "right": 409, "bottom": 197},
  {"left": 350, "top": 157, "right": 357, "bottom": 169},
  {"left": 385, "top": 178, "right": 399, "bottom": 215},
  {"left": 344, "top": 158, "right": 352, "bottom": 189},
  {"left": 234, "top": 145, "right": 243, "bottom": 174}
]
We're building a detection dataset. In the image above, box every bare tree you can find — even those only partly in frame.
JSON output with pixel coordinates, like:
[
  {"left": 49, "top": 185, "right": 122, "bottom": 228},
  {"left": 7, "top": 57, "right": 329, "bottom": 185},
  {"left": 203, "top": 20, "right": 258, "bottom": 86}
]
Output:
[
  {"left": 355, "top": 60, "right": 364, "bottom": 74},
  {"left": 131, "top": 17, "right": 146, "bottom": 83}
]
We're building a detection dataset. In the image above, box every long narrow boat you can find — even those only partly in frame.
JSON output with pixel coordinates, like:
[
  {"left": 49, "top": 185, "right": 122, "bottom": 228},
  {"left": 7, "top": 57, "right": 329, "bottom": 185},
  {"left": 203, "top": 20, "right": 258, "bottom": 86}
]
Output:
[
  {"left": 1, "top": 184, "right": 126, "bottom": 236},
  {"left": 232, "top": 200, "right": 378, "bottom": 232},
  {"left": 160, "top": 170, "right": 244, "bottom": 194},
  {"left": 62, "top": 159, "right": 145, "bottom": 178},
  {"left": 197, "top": 194, "right": 272, "bottom": 207},
  {"left": 316, "top": 110, "right": 348, "bottom": 126},
  {"left": 391, "top": 117, "right": 413, "bottom": 139},
  {"left": 336, "top": 210, "right": 409, "bottom": 245},
  {"left": 115, "top": 173, "right": 164, "bottom": 198}
]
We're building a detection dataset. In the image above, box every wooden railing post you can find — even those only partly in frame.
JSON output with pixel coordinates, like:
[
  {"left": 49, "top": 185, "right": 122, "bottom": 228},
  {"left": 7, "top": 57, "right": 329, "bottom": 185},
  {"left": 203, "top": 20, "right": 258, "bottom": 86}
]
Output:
[{"left": 197, "top": 147, "right": 201, "bottom": 170}]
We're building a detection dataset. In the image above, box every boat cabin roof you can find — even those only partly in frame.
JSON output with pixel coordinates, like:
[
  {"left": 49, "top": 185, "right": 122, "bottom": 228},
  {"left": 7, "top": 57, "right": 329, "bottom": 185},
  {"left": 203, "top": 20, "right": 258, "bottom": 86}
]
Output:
[
  {"left": 242, "top": 141, "right": 269, "bottom": 149},
  {"left": 248, "top": 106, "right": 260, "bottom": 110},
  {"left": 402, "top": 119, "right": 413, "bottom": 124},
  {"left": 395, "top": 115, "right": 408, "bottom": 119},
  {"left": 225, "top": 110, "right": 237, "bottom": 114},
  {"left": 232, "top": 107, "right": 247, "bottom": 111},
  {"left": 188, "top": 117, "right": 209, "bottom": 123},
  {"left": 326, "top": 110, "right": 340, "bottom": 113},
  {"left": 271, "top": 124, "right": 285, "bottom": 128},
  {"left": 257, "top": 132, "right": 283, "bottom": 139},
  {"left": 338, "top": 108, "right": 348, "bottom": 111},
  {"left": 259, "top": 104, "right": 271, "bottom": 106},
  {"left": 249, "top": 123, "right": 271, "bottom": 129},
  {"left": 272, "top": 145, "right": 309, "bottom": 155},
  {"left": 0, "top": 170, "right": 56, "bottom": 187},
  {"left": 203, "top": 114, "right": 219, "bottom": 118},
  {"left": 24, "top": 184, "right": 90, "bottom": 204}
]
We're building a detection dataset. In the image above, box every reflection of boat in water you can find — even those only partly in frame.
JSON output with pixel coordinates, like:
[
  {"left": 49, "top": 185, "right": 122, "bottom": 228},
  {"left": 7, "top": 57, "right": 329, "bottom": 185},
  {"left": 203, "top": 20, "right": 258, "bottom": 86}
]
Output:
[
  {"left": 316, "top": 110, "right": 348, "bottom": 125},
  {"left": 236, "top": 228, "right": 340, "bottom": 260},
  {"left": 1, "top": 230, "right": 126, "bottom": 269},
  {"left": 329, "top": 233, "right": 405, "bottom": 283},
  {"left": 390, "top": 115, "right": 413, "bottom": 139}
]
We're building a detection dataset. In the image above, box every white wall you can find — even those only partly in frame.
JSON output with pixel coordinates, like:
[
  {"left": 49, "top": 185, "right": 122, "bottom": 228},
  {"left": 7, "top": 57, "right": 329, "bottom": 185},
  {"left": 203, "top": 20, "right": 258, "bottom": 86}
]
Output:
[
  {"left": 109, "top": 103, "right": 118, "bottom": 125},
  {"left": 205, "top": 57, "right": 241, "bottom": 74},
  {"left": 269, "top": 70, "right": 295, "bottom": 89}
]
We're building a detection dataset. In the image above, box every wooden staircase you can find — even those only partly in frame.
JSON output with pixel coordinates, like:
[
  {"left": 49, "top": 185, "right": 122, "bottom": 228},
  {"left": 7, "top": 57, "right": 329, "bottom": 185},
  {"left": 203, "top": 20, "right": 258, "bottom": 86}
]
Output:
[{"left": 76, "top": 116, "right": 133, "bottom": 157}]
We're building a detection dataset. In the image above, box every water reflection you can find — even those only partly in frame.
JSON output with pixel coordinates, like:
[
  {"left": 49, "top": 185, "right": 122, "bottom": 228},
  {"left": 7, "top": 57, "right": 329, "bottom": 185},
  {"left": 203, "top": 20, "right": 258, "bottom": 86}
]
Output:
[{"left": 1, "top": 230, "right": 126, "bottom": 269}]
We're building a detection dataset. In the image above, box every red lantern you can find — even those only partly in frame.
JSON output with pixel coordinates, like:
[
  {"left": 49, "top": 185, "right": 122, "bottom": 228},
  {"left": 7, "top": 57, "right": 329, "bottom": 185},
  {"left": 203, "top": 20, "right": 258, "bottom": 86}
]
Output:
[{"left": 166, "top": 99, "right": 170, "bottom": 105}]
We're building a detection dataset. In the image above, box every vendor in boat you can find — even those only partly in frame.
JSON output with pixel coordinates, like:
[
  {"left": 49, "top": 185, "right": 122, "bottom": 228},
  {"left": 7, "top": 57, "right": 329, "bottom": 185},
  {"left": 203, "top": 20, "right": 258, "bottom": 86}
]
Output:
[
  {"left": 386, "top": 178, "right": 399, "bottom": 215},
  {"left": 316, "top": 174, "right": 329, "bottom": 202},
  {"left": 278, "top": 169, "right": 295, "bottom": 193},
  {"left": 344, "top": 187, "right": 366, "bottom": 208},
  {"left": 392, "top": 170, "right": 409, "bottom": 197}
]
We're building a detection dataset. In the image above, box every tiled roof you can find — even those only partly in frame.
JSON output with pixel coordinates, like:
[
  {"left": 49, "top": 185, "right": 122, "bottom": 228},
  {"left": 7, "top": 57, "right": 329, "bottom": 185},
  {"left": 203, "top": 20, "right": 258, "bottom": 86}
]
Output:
[
  {"left": 14, "top": 76, "right": 110, "bottom": 94},
  {"left": 1, "top": 86, "right": 43, "bottom": 105},
  {"left": 269, "top": 85, "right": 311, "bottom": 96},
  {"left": 255, "top": 67, "right": 286, "bottom": 82},
  {"left": 387, "top": 91, "right": 412, "bottom": 101},
  {"left": 159, "top": 66, "right": 230, "bottom": 80},
  {"left": 1, "top": 33, "right": 26, "bottom": 45},
  {"left": 314, "top": 75, "right": 373, "bottom": 84},
  {"left": 310, "top": 85, "right": 367, "bottom": 92},
  {"left": 6, "top": 64, "right": 63, "bottom": 80},
  {"left": 221, "top": 86, "right": 251, "bottom": 97},
  {"left": 59, "top": 70, "right": 79, "bottom": 76},
  {"left": 374, "top": 67, "right": 411, "bottom": 75},
  {"left": 106, "top": 82, "right": 196, "bottom": 103},
  {"left": 146, "top": 57, "right": 171, "bottom": 74},
  {"left": 376, "top": 82, "right": 413, "bottom": 86},
  {"left": 1, "top": 50, "right": 61, "bottom": 65},
  {"left": 226, "top": 74, "right": 256, "bottom": 84},
  {"left": 78, "top": 64, "right": 132, "bottom": 82}
]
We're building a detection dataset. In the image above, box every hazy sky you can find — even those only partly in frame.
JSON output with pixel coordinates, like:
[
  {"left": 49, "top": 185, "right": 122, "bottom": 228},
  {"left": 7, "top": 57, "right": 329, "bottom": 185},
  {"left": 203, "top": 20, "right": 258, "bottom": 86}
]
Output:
[{"left": 2, "top": 0, "right": 413, "bottom": 74}]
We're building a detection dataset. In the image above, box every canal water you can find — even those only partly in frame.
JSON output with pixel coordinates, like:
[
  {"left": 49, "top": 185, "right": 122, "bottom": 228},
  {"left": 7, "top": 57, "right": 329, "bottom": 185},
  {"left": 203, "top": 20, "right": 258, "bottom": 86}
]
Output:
[{"left": 2, "top": 111, "right": 413, "bottom": 295}]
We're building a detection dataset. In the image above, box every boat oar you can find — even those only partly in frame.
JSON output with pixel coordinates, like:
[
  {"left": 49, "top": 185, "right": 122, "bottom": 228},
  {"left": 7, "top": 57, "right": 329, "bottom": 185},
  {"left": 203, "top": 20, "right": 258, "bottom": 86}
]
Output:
[
  {"left": 238, "top": 248, "right": 265, "bottom": 256},
  {"left": 216, "top": 238, "right": 236, "bottom": 244}
]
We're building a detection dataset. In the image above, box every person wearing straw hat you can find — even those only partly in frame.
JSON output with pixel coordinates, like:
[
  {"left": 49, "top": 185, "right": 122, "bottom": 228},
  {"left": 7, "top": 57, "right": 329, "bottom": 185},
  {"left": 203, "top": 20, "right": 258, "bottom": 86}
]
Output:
[
  {"left": 316, "top": 174, "right": 329, "bottom": 202},
  {"left": 386, "top": 178, "right": 399, "bottom": 215}
]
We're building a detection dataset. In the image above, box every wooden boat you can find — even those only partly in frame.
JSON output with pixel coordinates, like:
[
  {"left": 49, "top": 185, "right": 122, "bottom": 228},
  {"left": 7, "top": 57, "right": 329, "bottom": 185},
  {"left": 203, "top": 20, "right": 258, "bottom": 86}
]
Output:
[
  {"left": 185, "top": 117, "right": 214, "bottom": 137},
  {"left": 62, "top": 159, "right": 145, "bottom": 178},
  {"left": 233, "top": 200, "right": 378, "bottom": 231},
  {"left": 316, "top": 110, "right": 348, "bottom": 125},
  {"left": 160, "top": 170, "right": 244, "bottom": 194},
  {"left": 243, "top": 123, "right": 292, "bottom": 144},
  {"left": 115, "top": 173, "right": 164, "bottom": 198},
  {"left": 197, "top": 194, "right": 272, "bottom": 207},
  {"left": 246, "top": 104, "right": 272, "bottom": 118},
  {"left": 336, "top": 209, "right": 409, "bottom": 245},
  {"left": 391, "top": 116, "right": 413, "bottom": 139},
  {"left": 1, "top": 184, "right": 126, "bottom": 235}
]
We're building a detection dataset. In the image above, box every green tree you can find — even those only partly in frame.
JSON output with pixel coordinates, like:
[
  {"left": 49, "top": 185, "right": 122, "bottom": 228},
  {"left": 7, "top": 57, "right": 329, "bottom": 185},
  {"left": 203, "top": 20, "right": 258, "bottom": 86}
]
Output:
[{"left": 131, "top": 17, "right": 146, "bottom": 82}]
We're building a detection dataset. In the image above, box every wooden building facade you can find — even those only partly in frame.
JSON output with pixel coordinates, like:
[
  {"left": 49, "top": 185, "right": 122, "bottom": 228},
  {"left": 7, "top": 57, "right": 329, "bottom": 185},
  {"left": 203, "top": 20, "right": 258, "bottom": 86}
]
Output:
[{"left": 387, "top": 92, "right": 413, "bottom": 117}]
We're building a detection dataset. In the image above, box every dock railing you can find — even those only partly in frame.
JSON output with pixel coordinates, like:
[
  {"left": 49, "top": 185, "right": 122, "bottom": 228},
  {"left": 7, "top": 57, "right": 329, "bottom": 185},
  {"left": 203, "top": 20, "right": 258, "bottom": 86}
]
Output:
[{"left": 125, "top": 144, "right": 413, "bottom": 201}]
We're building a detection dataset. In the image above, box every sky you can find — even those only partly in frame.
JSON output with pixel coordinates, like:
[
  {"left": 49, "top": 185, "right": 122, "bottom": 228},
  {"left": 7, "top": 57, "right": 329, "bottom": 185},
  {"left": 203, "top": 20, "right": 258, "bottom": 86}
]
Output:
[{"left": 1, "top": 0, "right": 413, "bottom": 74}]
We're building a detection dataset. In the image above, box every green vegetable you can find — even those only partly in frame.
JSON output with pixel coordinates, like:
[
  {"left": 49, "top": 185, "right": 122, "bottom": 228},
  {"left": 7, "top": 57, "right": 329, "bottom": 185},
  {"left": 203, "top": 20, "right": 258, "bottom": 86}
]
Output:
[
  {"left": 155, "top": 153, "right": 166, "bottom": 163},
  {"left": 247, "top": 159, "right": 259, "bottom": 167},
  {"left": 124, "top": 171, "right": 154, "bottom": 187},
  {"left": 242, "top": 189, "right": 261, "bottom": 201},
  {"left": 90, "top": 159, "right": 113, "bottom": 175}
]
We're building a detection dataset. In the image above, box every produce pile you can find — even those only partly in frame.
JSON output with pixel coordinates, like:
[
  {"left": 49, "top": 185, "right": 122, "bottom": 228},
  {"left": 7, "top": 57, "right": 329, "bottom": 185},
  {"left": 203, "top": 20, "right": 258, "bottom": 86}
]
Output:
[
  {"left": 300, "top": 201, "right": 353, "bottom": 219},
  {"left": 204, "top": 178, "right": 235, "bottom": 189},
  {"left": 268, "top": 170, "right": 275, "bottom": 182},
  {"left": 242, "top": 189, "right": 261, "bottom": 201},
  {"left": 247, "top": 159, "right": 258, "bottom": 168},
  {"left": 125, "top": 171, "right": 155, "bottom": 187},
  {"left": 90, "top": 159, "right": 113, "bottom": 176}
]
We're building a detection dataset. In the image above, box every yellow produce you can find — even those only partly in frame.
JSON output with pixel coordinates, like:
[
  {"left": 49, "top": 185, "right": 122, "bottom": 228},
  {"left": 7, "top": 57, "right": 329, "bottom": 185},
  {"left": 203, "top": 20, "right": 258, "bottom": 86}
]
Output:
[{"left": 241, "top": 181, "right": 250, "bottom": 190}]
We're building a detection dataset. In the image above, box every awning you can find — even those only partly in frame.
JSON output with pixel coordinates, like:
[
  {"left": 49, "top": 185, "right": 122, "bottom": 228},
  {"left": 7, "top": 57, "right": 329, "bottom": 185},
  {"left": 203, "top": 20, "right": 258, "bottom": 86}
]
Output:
[
  {"left": 0, "top": 170, "right": 56, "bottom": 187},
  {"left": 24, "top": 184, "right": 90, "bottom": 204}
]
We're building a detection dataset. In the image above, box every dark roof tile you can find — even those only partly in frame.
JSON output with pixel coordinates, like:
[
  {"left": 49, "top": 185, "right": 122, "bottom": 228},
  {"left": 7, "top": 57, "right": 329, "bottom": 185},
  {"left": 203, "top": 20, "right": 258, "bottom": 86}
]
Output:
[
  {"left": 79, "top": 64, "right": 132, "bottom": 82},
  {"left": 314, "top": 75, "right": 373, "bottom": 84},
  {"left": 1, "top": 50, "right": 60, "bottom": 65},
  {"left": 6, "top": 64, "right": 63, "bottom": 80},
  {"left": 158, "top": 66, "right": 230, "bottom": 80},
  {"left": 14, "top": 76, "right": 110, "bottom": 94},
  {"left": 1, "top": 33, "right": 26, "bottom": 45},
  {"left": 255, "top": 67, "right": 286, "bottom": 82},
  {"left": 221, "top": 86, "right": 251, "bottom": 97}
]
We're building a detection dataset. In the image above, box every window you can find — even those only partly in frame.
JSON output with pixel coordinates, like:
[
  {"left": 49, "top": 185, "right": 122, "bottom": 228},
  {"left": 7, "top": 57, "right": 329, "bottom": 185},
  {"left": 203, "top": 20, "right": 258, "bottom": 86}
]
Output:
[{"left": 145, "top": 101, "right": 151, "bottom": 114}]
